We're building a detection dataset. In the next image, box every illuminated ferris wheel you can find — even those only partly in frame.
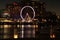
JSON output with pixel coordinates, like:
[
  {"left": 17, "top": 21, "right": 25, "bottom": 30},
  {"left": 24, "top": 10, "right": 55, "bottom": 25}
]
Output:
[{"left": 20, "top": 6, "right": 35, "bottom": 21}]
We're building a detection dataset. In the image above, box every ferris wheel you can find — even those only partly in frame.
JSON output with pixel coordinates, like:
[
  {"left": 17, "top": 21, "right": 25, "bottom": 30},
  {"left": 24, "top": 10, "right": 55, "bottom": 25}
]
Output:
[{"left": 20, "top": 6, "right": 35, "bottom": 21}]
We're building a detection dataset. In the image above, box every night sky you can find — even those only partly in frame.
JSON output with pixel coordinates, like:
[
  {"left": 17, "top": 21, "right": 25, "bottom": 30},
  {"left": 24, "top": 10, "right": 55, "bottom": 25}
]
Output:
[{"left": 0, "top": 0, "right": 60, "bottom": 15}]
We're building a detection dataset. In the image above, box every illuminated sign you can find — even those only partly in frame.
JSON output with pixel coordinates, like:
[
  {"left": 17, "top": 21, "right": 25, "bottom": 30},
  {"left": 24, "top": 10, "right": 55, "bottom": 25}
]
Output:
[{"left": 20, "top": 6, "right": 35, "bottom": 21}]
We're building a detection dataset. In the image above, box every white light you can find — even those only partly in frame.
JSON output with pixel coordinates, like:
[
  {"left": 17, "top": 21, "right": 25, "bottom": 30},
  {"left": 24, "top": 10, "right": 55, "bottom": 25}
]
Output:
[
  {"left": 22, "top": 31, "right": 24, "bottom": 38},
  {"left": 28, "top": 25, "right": 31, "bottom": 27},
  {"left": 22, "top": 25, "right": 24, "bottom": 38},
  {"left": 20, "top": 6, "right": 35, "bottom": 21},
  {"left": 17, "top": 25, "right": 20, "bottom": 28}
]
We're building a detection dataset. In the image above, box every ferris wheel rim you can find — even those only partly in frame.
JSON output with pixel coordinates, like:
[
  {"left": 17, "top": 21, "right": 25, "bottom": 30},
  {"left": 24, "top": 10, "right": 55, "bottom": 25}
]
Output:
[{"left": 20, "top": 6, "right": 35, "bottom": 20}]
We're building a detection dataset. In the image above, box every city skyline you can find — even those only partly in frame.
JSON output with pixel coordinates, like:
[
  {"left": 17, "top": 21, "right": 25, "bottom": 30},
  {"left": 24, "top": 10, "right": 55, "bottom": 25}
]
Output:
[
  {"left": 0, "top": 0, "right": 60, "bottom": 15},
  {"left": 0, "top": 0, "right": 60, "bottom": 40}
]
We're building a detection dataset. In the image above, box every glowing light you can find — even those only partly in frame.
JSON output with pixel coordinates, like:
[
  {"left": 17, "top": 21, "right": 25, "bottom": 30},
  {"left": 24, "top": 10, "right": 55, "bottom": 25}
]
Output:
[
  {"left": 28, "top": 25, "right": 31, "bottom": 27},
  {"left": 57, "top": 16, "right": 60, "bottom": 19},
  {"left": 33, "top": 19, "right": 38, "bottom": 20},
  {"left": 22, "top": 25, "right": 24, "bottom": 38},
  {"left": 50, "top": 34, "right": 55, "bottom": 38},
  {"left": 36, "top": 25, "right": 38, "bottom": 28},
  {"left": 17, "top": 25, "right": 20, "bottom": 28},
  {"left": 22, "top": 31, "right": 24, "bottom": 38},
  {"left": 4, "top": 25, "right": 9, "bottom": 28},
  {"left": 14, "top": 34, "right": 18, "bottom": 39},
  {"left": 2, "top": 19, "right": 13, "bottom": 22},
  {"left": 20, "top": 6, "right": 35, "bottom": 21},
  {"left": 25, "top": 13, "right": 32, "bottom": 22},
  {"left": 42, "top": 19, "right": 47, "bottom": 22},
  {"left": 3, "top": 13, "right": 9, "bottom": 15},
  {"left": 3, "top": 12, "right": 10, "bottom": 17}
]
